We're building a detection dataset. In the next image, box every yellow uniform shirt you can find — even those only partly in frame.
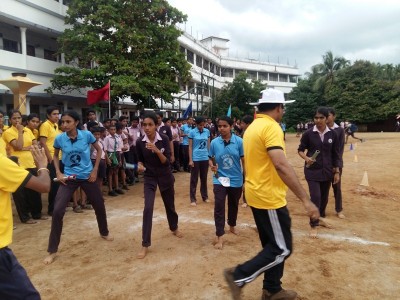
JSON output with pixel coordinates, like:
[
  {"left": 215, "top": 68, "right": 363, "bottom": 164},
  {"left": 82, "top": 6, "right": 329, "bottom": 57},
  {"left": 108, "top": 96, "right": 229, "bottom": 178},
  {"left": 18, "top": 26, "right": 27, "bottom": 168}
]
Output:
[
  {"left": 39, "top": 120, "right": 59, "bottom": 158},
  {"left": 243, "top": 114, "right": 288, "bottom": 209},
  {"left": 28, "top": 128, "right": 39, "bottom": 140},
  {"left": 0, "top": 153, "right": 30, "bottom": 248},
  {"left": 0, "top": 136, "right": 6, "bottom": 156},
  {"left": 2, "top": 126, "right": 36, "bottom": 169}
]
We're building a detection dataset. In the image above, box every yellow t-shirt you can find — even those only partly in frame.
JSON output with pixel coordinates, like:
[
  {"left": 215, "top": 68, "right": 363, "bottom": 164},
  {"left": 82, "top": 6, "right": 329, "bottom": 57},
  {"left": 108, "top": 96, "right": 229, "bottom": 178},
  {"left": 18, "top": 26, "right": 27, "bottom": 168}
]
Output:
[
  {"left": 0, "top": 153, "right": 30, "bottom": 248},
  {"left": 2, "top": 126, "right": 36, "bottom": 169},
  {"left": 243, "top": 114, "right": 288, "bottom": 209},
  {"left": 39, "top": 120, "right": 59, "bottom": 158},
  {"left": 0, "top": 136, "right": 6, "bottom": 156}
]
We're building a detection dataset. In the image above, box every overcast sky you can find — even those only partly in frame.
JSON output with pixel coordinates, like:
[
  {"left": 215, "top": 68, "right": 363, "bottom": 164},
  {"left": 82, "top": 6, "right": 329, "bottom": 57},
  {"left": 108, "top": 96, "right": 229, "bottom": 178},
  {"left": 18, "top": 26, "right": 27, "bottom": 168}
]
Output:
[{"left": 168, "top": 0, "right": 400, "bottom": 75}]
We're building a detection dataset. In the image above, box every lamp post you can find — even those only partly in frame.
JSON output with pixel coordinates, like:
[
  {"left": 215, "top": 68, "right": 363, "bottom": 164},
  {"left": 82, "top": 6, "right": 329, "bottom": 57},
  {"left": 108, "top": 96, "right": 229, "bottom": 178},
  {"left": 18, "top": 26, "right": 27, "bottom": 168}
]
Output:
[{"left": 0, "top": 73, "right": 42, "bottom": 115}]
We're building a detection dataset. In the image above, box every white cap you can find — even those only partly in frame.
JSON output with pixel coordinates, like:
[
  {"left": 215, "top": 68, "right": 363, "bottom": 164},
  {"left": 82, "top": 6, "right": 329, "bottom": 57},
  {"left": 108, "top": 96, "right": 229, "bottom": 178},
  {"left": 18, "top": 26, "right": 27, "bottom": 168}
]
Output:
[{"left": 250, "top": 88, "right": 295, "bottom": 105}]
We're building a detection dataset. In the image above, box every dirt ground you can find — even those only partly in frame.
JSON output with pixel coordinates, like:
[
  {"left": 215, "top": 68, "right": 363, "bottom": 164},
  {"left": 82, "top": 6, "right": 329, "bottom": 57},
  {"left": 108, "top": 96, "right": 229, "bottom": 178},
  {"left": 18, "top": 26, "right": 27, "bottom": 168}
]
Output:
[{"left": 11, "top": 132, "right": 400, "bottom": 300}]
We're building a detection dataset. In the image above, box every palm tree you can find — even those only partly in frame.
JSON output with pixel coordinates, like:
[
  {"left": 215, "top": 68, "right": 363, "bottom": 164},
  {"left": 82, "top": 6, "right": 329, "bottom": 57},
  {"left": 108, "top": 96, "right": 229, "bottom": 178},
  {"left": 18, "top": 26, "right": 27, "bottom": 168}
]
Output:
[{"left": 313, "top": 51, "right": 350, "bottom": 92}]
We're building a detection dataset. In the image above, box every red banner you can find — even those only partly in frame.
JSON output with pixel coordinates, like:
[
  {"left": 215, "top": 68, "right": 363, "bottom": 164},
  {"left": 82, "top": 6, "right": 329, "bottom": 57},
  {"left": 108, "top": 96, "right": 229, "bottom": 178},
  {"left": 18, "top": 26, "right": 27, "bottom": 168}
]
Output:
[{"left": 87, "top": 82, "right": 110, "bottom": 105}]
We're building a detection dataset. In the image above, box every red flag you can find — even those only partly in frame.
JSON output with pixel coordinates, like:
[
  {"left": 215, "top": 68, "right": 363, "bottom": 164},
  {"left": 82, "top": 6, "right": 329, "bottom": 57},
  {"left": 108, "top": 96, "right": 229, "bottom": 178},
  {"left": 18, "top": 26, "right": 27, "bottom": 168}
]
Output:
[{"left": 87, "top": 82, "right": 110, "bottom": 105}]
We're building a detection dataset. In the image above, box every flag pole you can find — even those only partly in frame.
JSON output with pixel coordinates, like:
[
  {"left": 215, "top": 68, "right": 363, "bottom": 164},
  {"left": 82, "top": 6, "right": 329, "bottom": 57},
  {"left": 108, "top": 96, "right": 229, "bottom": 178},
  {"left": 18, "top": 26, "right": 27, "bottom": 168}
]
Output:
[{"left": 108, "top": 80, "right": 111, "bottom": 118}]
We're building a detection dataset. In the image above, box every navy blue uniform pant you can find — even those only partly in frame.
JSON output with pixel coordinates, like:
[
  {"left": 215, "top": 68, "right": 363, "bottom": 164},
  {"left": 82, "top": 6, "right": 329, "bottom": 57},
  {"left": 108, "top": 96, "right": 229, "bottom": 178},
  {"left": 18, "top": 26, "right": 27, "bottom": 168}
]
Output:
[{"left": 0, "top": 247, "right": 40, "bottom": 299}]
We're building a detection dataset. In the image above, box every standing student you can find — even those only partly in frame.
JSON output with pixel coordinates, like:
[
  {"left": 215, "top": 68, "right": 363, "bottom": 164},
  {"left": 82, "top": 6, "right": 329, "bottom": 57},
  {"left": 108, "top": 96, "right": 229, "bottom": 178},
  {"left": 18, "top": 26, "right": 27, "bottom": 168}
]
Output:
[
  {"left": 156, "top": 112, "right": 175, "bottom": 164},
  {"left": 2, "top": 110, "right": 45, "bottom": 223},
  {"left": 209, "top": 116, "right": 244, "bottom": 250},
  {"left": 223, "top": 88, "right": 319, "bottom": 300},
  {"left": 0, "top": 145, "right": 50, "bottom": 300},
  {"left": 327, "top": 108, "right": 346, "bottom": 219},
  {"left": 39, "top": 106, "right": 60, "bottom": 216},
  {"left": 188, "top": 116, "right": 210, "bottom": 206},
  {"left": 170, "top": 117, "right": 181, "bottom": 172},
  {"left": 26, "top": 113, "right": 40, "bottom": 140},
  {"left": 0, "top": 110, "right": 8, "bottom": 155},
  {"left": 103, "top": 124, "right": 124, "bottom": 196},
  {"left": 180, "top": 117, "right": 193, "bottom": 172},
  {"left": 135, "top": 112, "right": 183, "bottom": 259},
  {"left": 298, "top": 107, "right": 341, "bottom": 238},
  {"left": 127, "top": 116, "right": 141, "bottom": 183},
  {"left": 43, "top": 110, "right": 113, "bottom": 265}
]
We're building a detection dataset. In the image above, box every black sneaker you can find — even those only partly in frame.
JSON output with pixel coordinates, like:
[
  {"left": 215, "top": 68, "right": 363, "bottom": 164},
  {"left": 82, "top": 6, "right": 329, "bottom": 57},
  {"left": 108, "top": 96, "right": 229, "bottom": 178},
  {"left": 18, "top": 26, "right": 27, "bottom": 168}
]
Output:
[
  {"left": 108, "top": 190, "right": 118, "bottom": 197},
  {"left": 115, "top": 189, "right": 125, "bottom": 195},
  {"left": 223, "top": 268, "right": 242, "bottom": 300},
  {"left": 122, "top": 185, "right": 129, "bottom": 190}
]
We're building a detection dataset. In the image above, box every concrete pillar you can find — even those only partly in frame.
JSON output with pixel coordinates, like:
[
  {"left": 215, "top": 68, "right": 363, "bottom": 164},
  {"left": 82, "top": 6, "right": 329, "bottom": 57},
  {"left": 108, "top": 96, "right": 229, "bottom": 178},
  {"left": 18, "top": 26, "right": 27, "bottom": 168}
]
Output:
[
  {"left": 20, "top": 27, "right": 27, "bottom": 69},
  {"left": 26, "top": 97, "right": 31, "bottom": 115}
]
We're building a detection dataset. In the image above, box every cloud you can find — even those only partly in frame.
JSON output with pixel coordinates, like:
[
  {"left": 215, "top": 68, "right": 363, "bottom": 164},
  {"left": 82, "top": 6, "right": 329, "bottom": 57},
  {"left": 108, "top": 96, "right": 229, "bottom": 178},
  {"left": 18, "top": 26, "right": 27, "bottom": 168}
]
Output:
[{"left": 169, "top": 0, "right": 400, "bottom": 74}]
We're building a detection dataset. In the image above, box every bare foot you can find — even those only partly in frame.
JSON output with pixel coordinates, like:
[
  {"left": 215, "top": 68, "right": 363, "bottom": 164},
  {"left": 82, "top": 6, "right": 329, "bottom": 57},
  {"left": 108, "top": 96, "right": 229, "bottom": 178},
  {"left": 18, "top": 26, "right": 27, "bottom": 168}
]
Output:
[
  {"left": 137, "top": 247, "right": 148, "bottom": 259},
  {"left": 43, "top": 253, "right": 57, "bottom": 265},
  {"left": 241, "top": 203, "right": 248, "bottom": 208},
  {"left": 319, "top": 217, "right": 333, "bottom": 228},
  {"left": 229, "top": 226, "right": 239, "bottom": 235},
  {"left": 101, "top": 234, "right": 114, "bottom": 241},
  {"left": 213, "top": 236, "right": 223, "bottom": 250},
  {"left": 190, "top": 202, "right": 197, "bottom": 207},
  {"left": 337, "top": 212, "right": 346, "bottom": 219},
  {"left": 309, "top": 227, "right": 318, "bottom": 239},
  {"left": 172, "top": 229, "right": 183, "bottom": 238},
  {"left": 25, "top": 219, "right": 37, "bottom": 224}
]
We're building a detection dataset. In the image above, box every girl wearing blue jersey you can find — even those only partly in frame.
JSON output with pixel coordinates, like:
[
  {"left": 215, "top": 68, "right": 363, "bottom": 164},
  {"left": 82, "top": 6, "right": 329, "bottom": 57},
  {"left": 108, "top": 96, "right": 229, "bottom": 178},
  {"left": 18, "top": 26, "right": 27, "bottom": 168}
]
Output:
[
  {"left": 188, "top": 116, "right": 210, "bottom": 206},
  {"left": 44, "top": 110, "right": 113, "bottom": 265},
  {"left": 209, "top": 116, "right": 244, "bottom": 249}
]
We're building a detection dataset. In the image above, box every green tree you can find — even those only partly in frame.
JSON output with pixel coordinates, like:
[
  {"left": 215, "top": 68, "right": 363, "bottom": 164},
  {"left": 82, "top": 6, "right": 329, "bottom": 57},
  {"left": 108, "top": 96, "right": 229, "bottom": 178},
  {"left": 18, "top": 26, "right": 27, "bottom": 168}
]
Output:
[
  {"left": 313, "top": 50, "right": 350, "bottom": 94},
  {"left": 46, "top": 0, "right": 191, "bottom": 108},
  {"left": 210, "top": 72, "right": 266, "bottom": 119}
]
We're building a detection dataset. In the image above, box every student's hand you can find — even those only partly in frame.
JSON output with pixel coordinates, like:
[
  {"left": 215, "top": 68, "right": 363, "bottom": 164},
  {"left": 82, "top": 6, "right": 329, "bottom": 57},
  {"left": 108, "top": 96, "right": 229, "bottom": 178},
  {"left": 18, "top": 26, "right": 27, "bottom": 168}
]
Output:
[
  {"left": 137, "top": 163, "right": 146, "bottom": 173},
  {"left": 88, "top": 169, "right": 97, "bottom": 182},
  {"left": 305, "top": 157, "right": 315, "bottom": 167},
  {"left": 189, "top": 160, "right": 194, "bottom": 167},
  {"left": 30, "top": 144, "right": 47, "bottom": 169},
  {"left": 170, "top": 155, "right": 175, "bottom": 163},
  {"left": 333, "top": 172, "right": 340, "bottom": 185},
  {"left": 56, "top": 172, "right": 67, "bottom": 185},
  {"left": 304, "top": 201, "right": 320, "bottom": 220},
  {"left": 210, "top": 164, "right": 218, "bottom": 173},
  {"left": 16, "top": 123, "right": 24, "bottom": 132}
]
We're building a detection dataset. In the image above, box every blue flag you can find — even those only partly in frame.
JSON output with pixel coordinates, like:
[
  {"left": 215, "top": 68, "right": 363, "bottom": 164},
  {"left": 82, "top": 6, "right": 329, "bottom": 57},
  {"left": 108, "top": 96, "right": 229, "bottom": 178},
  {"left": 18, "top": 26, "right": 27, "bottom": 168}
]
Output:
[
  {"left": 226, "top": 104, "right": 232, "bottom": 117},
  {"left": 183, "top": 101, "right": 192, "bottom": 119}
]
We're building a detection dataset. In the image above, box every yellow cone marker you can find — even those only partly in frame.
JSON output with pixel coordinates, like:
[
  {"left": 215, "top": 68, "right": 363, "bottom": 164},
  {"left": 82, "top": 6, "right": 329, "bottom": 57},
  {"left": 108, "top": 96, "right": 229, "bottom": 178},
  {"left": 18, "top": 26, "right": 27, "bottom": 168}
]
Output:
[
  {"left": 354, "top": 155, "right": 358, "bottom": 162},
  {"left": 360, "top": 171, "right": 369, "bottom": 186}
]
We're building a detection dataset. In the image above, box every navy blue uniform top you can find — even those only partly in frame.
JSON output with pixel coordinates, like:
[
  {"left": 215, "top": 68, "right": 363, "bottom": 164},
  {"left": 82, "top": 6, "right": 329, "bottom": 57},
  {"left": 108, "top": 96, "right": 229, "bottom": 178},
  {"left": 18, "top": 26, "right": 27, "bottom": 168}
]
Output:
[
  {"left": 158, "top": 124, "right": 173, "bottom": 141},
  {"left": 298, "top": 127, "right": 340, "bottom": 181},
  {"left": 136, "top": 132, "right": 172, "bottom": 178}
]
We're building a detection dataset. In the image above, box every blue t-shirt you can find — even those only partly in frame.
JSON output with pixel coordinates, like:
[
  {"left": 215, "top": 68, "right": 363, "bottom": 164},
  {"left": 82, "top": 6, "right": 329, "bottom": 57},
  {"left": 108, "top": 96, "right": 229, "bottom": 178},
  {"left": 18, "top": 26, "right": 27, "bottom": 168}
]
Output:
[
  {"left": 54, "top": 129, "right": 96, "bottom": 179},
  {"left": 181, "top": 124, "right": 192, "bottom": 146},
  {"left": 189, "top": 127, "right": 210, "bottom": 161},
  {"left": 209, "top": 134, "right": 244, "bottom": 187}
]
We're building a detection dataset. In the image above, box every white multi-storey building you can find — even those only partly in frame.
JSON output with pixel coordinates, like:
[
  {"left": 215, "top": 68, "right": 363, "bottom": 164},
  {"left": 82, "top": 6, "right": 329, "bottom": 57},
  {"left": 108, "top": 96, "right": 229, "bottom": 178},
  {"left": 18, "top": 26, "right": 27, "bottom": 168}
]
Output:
[{"left": 0, "top": 0, "right": 299, "bottom": 121}]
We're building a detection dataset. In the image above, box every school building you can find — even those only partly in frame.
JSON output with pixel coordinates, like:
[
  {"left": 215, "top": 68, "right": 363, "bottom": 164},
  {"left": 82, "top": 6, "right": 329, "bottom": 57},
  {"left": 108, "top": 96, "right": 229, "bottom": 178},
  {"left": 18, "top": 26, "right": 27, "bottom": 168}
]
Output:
[{"left": 0, "top": 0, "right": 300, "bottom": 122}]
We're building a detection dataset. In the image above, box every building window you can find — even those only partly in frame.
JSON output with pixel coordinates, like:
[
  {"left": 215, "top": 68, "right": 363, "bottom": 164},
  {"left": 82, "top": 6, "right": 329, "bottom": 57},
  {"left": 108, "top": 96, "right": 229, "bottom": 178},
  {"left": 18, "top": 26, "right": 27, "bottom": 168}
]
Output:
[
  {"left": 289, "top": 75, "right": 297, "bottom": 83},
  {"left": 279, "top": 74, "right": 288, "bottom": 82},
  {"left": 215, "top": 66, "right": 221, "bottom": 77},
  {"left": 196, "top": 55, "right": 202, "bottom": 68},
  {"left": 209, "top": 62, "right": 215, "bottom": 74},
  {"left": 222, "top": 68, "right": 233, "bottom": 78},
  {"left": 186, "top": 50, "right": 194, "bottom": 64},
  {"left": 3, "top": 38, "right": 19, "bottom": 53},
  {"left": 269, "top": 73, "right": 278, "bottom": 81},
  {"left": 188, "top": 81, "right": 195, "bottom": 94},
  {"left": 27, "top": 45, "right": 35, "bottom": 57},
  {"left": 259, "top": 72, "right": 268, "bottom": 81},
  {"left": 247, "top": 71, "right": 257, "bottom": 80},
  {"left": 180, "top": 46, "right": 185, "bottom": 54},
  {"left": 203, "top": 59, "right": 209, "bottom": 71},
  {"left": 44, "top": 49, "right": 57, "bottom": 61}
]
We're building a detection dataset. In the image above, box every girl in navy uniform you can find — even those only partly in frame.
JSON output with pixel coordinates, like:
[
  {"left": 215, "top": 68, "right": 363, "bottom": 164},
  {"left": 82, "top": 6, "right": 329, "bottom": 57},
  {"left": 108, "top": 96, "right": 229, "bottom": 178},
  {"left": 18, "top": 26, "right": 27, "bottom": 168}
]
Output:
[
  {"left": 298, "top": 107, "right": 341, "bottom": 238},
  {"left": 136, "top": 112, "right": 183, "bottom": 259}
]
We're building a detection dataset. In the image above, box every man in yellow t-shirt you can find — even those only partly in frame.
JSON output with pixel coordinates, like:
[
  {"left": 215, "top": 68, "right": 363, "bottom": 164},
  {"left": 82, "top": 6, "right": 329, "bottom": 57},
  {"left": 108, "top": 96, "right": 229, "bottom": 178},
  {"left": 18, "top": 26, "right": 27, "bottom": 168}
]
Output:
[
  {"left": 39, "top": 106, "right": 60, "bottom": 216},
  {"left": 224, "top": 89, "right": 320, "bottom": 300},
  {"left": 0, "top": 146, "right": 50, "bottom": 299}
]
